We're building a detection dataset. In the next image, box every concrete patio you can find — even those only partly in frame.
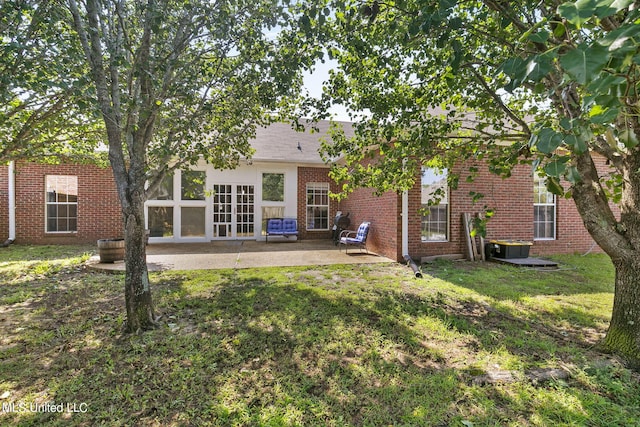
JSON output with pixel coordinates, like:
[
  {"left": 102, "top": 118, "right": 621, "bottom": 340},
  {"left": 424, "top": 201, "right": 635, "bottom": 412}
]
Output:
[{"left": 87, "top": 239, "right": 394, "bottom": 272}]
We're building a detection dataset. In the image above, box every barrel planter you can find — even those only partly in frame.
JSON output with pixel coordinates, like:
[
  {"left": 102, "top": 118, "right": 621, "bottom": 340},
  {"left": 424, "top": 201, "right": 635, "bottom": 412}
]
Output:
[{"left": 97, "top": 239, "right": 125, "bottom": 263}]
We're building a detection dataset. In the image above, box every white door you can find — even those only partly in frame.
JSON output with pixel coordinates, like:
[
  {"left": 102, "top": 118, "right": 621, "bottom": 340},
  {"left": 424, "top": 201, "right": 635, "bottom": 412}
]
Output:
[{"left": 212, "top": 184, "right": 255, "bottom": 239}]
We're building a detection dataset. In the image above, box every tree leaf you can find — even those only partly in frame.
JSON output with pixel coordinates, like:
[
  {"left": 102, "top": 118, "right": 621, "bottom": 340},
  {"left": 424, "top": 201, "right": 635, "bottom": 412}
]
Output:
[
  {"left": 560, "top": 118, "right": 573, "bottom": 130},
  {"left": 594, "top": 0, "right": 635, "bottom": 19},
  {"left": 619, "top": 128, "right": 639, "bottom": 148},
  {"left": 587, "top": 73, "right": 627, "bottom": 95},
  {"left": 528, "top": 30, "right": 550, "bottom": 44},
  {"left": 564, "top": 134, "right": 588, "bottom": 154},
  {"left": 544, "top": 158, "right": 568, "bottom": 177},
  {"left": 560, "top": 43, "right": 610, "bottom": 85},
  {"left": 500, "top": 57, "right": 527, "bottom": 92},
  {"left": 439, "top": 0, "right": 457, "bottom": 9},
  {"left": 536, "top": 128, "right": 564, "bottom": 154},
  {"left": 558, "top": 0, "right": 596, "bottom": 28},
  {"left": 566, "top": 165, "right": 582, "bottom": 184},
  {"left": 525, "top": 51, "right": 556, "bottom": 82},
  {"left": 546, "top": 176, "right": 565, "bottom": 196},
  {"left": 589, "top": 105, "right": 619, "bottom": 124}
]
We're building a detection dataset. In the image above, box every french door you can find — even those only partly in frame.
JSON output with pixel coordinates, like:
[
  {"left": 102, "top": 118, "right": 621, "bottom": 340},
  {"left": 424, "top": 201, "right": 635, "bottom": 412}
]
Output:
[{"left": 212, "top": 184, "right": 255, "bottom": 239}]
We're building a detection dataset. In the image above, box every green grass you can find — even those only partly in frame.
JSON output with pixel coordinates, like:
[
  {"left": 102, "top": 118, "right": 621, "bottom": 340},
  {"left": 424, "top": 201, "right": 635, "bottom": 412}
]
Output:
[{"left": 1, "top": 245, "right": 639, "bottom": 426}]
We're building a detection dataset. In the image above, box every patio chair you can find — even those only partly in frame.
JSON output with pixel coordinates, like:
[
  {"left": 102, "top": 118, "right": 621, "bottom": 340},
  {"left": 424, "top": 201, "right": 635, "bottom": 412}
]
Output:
[
  {"left": 266, "top": 218, "right": 299, "bottom": 243},
  {"left": 338, "top": 221, "right": 371, "bottom": 253}
]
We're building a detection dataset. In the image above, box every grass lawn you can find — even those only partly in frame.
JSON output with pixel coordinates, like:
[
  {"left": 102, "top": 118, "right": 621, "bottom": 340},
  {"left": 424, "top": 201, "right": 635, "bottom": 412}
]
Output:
[{"left": 1, "top": 245, "right": 639, "bottom": 426}]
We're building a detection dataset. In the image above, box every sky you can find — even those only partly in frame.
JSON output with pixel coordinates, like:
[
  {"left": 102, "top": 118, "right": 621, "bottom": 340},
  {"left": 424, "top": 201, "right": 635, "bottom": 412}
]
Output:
[{"left": 301, "top": 58, "right": 351, "bottom": 122}]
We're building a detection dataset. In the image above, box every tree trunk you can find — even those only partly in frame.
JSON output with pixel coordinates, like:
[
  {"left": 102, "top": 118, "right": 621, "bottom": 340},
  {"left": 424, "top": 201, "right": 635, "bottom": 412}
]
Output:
[
  {"left": 571, "top": 151, "right": 640, "bottom": 366},
  {"left": 122, "top": 193, "right": 156, "bottom": 333},
  {"left": 603, "top": 258, "right": 640, "bottom": 367}
]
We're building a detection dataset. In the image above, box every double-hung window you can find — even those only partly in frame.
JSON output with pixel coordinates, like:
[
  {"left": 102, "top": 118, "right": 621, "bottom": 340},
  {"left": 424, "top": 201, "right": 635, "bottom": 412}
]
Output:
[
  {"left": 533, "top": 174, "right": 556, "bottom": 240},
  {"left": 45, "top": 175, "right": 78, "bottom": 233},
  {"left": 421, "top": 168, "right": 449, "bottom": 242},
  {"left": 306, "top": 183, "right": 329, "bottom": 230}
]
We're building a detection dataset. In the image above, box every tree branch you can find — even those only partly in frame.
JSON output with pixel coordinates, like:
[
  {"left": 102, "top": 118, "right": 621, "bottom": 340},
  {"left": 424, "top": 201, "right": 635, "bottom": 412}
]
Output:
[
  {"left": 466, "top": 65, "right": 531, "bottom": 138},
  {"left": 68, "top": 0, "right": 128, "bottom": 203}
]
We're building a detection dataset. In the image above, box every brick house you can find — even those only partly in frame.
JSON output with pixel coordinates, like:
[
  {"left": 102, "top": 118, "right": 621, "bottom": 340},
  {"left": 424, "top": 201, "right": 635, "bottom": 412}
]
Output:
[
  {"left": 0, "top": 121, "right": 606, "bottom": 261},
  {"left": 340, "top": 158, "right": 610, "bottom": 261}
]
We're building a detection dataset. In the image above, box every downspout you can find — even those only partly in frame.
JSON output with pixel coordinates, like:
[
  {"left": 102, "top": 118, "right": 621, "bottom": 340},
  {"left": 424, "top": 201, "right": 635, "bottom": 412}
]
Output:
[
  {"left": 402, "top": 188, "right": 422, "bottom": 278},
  {"left": 402, "top": 189, "right": 409, "bottom": 256},
  {"left": 3, "top": 161, "right": 16, "bottom": 246}
]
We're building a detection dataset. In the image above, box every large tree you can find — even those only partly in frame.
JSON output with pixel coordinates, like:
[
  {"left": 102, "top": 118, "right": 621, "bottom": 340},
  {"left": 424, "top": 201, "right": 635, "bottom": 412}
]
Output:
[
  {"left": 2, "top": 0, "right": 314, "bottom": 332},
  {"left": 302, "top": 1, "right": 640, "bottom": 365},
  {"left": 67, "top": 0, "right": 314, "bottom": 332}
]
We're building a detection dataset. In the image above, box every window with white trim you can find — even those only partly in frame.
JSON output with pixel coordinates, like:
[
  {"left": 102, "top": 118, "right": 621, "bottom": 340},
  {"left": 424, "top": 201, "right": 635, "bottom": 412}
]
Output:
[
  {"left": 421, "top": 168, "right": 449, "bottom": 242},
  {"left": 45, "top": 175, "right": 78, "bottom": 233},
  {"left": 262, "top": 173, "right": 285, "bottom": 202},
  {"left": 306, "top": 183, "right": 329, "bottom": 230},
  {"left": 533, "top": 174, "right": 556, "bottom": 240}
]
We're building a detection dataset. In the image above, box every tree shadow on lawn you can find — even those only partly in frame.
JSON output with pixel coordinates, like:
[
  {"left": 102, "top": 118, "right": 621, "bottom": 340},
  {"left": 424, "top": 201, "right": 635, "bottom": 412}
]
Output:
[
  {"left": 422, "top": 256, "right": 615, "bottom": 299},
  {"left": 419, "top": 258, "right": 614, "bottom": 348},
  {"left": 0, "top": 267, "right": 632, "bottom": 426}
]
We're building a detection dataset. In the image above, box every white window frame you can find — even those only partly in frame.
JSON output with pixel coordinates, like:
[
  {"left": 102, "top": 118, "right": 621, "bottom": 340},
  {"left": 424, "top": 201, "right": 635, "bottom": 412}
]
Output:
[
  {"left": 145, "top": 169, "right": 209, "bottom": 241},
  {"left": 306, "top": 182, "right": 330, "bottom": 231},
  {"left": 533, "top": 175, "right": 557, "bottom": 240},
  {"left": 45, "top": 175, "right": 78, "bottom": 234},
  {"left": 146, "top": 172, "right": 177, "bottom": 239},
  {"left": 421, "top": 168, "right": 449, "bottom": 242}
]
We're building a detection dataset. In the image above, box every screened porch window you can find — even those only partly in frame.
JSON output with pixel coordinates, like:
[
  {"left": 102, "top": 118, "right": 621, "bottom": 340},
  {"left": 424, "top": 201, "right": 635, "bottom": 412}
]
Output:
[
  {"left": 148, "top": 173, "right": 174, "bottom": 200},
  {"left": 181, "top": 170, "right": 206, "bottom": 200},
  {"left": 148, "top": 207, "right": 174, "bottom": 237},
  {"left": 262, "top": 173, "right": 285, "bottom": 202}
]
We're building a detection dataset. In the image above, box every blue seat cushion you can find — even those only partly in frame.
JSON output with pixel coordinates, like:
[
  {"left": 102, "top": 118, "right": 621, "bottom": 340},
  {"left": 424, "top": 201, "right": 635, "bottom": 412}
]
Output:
[
  {"left": 267, "top": 219, "right": 283, "bottom": 234},
  {"left": 341, "top": 237, "right": 363, "bottom": 244},
  {"left": 282, "top": 219, "right": 298, "bottom": 234}
]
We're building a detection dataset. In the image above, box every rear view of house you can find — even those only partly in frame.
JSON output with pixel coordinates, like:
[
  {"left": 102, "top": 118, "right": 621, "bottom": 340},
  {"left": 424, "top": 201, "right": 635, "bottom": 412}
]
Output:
[{"left": 0, "top": 120, "right": 608, "bottom": 262}]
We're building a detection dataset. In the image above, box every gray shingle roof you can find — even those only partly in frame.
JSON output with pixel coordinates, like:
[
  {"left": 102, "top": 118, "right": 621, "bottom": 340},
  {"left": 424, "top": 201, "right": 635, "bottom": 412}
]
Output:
[{"left": 250, "top": 120, "right": 353, "bottom": 164}]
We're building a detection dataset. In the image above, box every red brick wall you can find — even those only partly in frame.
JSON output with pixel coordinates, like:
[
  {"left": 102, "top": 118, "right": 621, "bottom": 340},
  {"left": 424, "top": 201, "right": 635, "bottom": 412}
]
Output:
[
  {"left": 339, "top": 154, "right": 617, "bottom": 262},
  {"left": 532, "top": 155, "right": 617, "bottom": 256},
  {"left": 407, "top": 161, "right": 534, "bottom": 259},
  {"left": 531, "top": 195, "right": 599, "bottom": 255},
  {"left": 338, "top": 186, "right": 401, "bottom": 261},
  {"left": 12, "top": 161, "right": 123, "bottom": 244},
  {"left": 0, "top": 165, "right": 8, "bottom": 240},
  {"left": 334, "top": 152, "right": 402, "bottom": 260},
  {"left": 2, "top": 156, "right": 618, "bottom": 256},
  {"left": 297, "top": 167, "right": 340, "bottom": 240}
]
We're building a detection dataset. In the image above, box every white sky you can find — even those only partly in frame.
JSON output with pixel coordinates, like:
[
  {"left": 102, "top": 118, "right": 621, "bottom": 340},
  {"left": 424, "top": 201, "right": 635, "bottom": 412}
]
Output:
[{"left": 302, "top": 58, "right": 351, "bottom": 122}]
